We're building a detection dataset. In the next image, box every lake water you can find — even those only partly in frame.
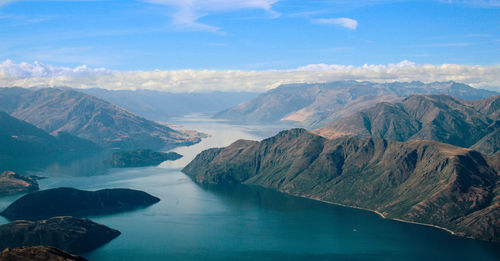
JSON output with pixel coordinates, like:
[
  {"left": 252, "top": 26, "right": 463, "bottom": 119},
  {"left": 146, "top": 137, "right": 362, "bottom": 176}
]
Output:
[{"left": 1, "top": 115, "right": 499, "bottom": 261}]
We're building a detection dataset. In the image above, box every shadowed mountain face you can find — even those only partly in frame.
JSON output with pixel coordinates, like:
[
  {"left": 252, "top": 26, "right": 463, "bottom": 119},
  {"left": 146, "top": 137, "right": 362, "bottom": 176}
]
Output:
[
  {"left": 183, "top": 129, "right": 500, "bottom": 242},
  {"left": 215, "top": 81, "right": 497, "bottom": 128},
  {"left": 0, "top": 216, "right": 120, "bottom": 253},
  {"left": 0, "top": 111, "right": 100, "bottom": 158},
  {"left": 1, "top": 187, "right": 160, "bottom": 221},
  {"left": 0, "top": 87, "right": 201, "bottom": 149},
  {"left": 315, "top": 94, "right": 500, "bottom": 154},
  {"left": 0, "top": 246, "right": 88, "bottom": 261}
]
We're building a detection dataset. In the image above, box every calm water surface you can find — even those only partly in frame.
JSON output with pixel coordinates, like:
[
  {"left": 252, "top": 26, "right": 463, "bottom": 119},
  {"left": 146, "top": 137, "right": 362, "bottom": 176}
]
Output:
[{"left": 0, "top": 115, "right": 499, "bottom": 261}]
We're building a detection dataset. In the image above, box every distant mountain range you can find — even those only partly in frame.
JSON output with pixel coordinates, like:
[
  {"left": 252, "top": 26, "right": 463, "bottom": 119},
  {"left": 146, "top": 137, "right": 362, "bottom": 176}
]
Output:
[
  {"left": 0, "top": 87, "right": 202, "bottom": 149},
  {"left": 183, "top": 129, "right": 500, "bottom": 242},
  {"left": 80, "top": 88, "right": 259, "bottom": 121},
  {"left": 215, "top": 81, "right": 498, "bottom": 128},
  {"left": 314, "top": 94, "right": 500, "bottom": 155}
]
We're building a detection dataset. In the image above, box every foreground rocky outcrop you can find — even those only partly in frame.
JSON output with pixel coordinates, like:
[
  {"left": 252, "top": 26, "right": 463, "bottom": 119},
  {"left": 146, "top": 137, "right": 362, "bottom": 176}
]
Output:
[
  {"left": 1, "top": 187, "right": 160, "bottom": 220},
  {"left": 0, "top": 171, "right": 38, "bottom": 196},
  {"left": 106, "top": 149, "right": 182, "bottom": 168},
  {"left": 0, "top": 246, "right": 87, "bottom": 261},
  {"left": 0, "top": 216, "right": 120, "bottom": 253},
  {"left": 183, "top": 129, "right": 500, "bottom": 242},
  {"left": 314, "top": 94, "right": 500, "bottom": 154}
]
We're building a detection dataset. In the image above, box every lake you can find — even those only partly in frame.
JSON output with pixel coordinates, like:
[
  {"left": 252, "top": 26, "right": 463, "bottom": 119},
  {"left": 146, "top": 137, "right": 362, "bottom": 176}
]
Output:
[{"left": 1, "top": 114, "right": 499, "bottom": 261}]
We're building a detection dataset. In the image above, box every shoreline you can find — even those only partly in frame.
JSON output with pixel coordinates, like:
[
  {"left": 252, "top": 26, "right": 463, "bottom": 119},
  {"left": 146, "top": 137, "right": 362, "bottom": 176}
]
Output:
[{"left": 293, "top": 194, "right": 458, "bottom": 237}]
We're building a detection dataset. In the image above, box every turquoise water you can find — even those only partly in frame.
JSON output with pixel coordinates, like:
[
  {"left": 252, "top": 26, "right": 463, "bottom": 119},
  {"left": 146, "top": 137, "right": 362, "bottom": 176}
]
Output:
[{"left": 0, "top": 115, "right": 499, "bottom": 260}]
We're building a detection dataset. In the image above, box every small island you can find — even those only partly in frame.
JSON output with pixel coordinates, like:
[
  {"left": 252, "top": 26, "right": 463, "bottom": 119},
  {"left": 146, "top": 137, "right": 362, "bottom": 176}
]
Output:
[
  {"left": 0, "top": 246, "right": 88, "bottom": 261},
  {"left": 0, "top": 171, "right": 39, "bottom": 196},
  {"left": 105, "top": 149, "right": 182, "bottom": 168},
  {"left": 1, "top": 187, "right": 160, "bottom": 221},
  {"left": 0, "top": 216, "right": 120, "bottom": 253}
]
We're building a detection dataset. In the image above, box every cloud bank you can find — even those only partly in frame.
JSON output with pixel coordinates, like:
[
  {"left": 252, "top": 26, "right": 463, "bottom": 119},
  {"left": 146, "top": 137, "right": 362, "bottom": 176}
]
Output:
[{"left": 1, "top": 60, "right": 499, "bottom": 93}]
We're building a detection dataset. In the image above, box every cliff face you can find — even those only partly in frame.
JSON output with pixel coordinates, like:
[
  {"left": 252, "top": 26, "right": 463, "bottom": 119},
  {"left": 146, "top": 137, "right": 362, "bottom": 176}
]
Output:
[
  {"left": 315, "top": 94, "right": 500, "bottom": 154},
  {"left": 1, "top": 187, "right": 160, "bottom": 221},
  {"left": 183, "top": 129, "right": 500, "bottom": 242},
  {"left": 0, "top": 216, "right": 120, "bottom": 253}
]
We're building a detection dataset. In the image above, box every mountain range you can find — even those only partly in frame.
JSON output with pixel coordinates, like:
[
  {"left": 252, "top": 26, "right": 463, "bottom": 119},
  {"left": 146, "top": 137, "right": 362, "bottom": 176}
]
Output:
[
  {"left": 314, "top": 94, "right": 500, "bottom": 155},
  {"left": 80, "top": 88, "right": 259, "bottom": 121},
  {"left": 0, "top": 87, "right": 201, "bottom": 149},
  {"left": 183, "top": 129, "right": 500, "bottom": 242},
  {"left": 215, "top": 81, "right": 498, "bottom": 129}
]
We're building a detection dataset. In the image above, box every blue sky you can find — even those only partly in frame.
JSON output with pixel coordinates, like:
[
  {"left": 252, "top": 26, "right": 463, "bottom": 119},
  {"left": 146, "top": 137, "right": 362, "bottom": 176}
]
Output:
[{"left": 0, "top": 0, "right": 499, "bottom": 71}]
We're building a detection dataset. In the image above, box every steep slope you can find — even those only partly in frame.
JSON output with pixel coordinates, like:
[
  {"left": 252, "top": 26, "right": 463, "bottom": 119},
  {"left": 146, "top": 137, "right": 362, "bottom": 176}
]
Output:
[
  {"left": 215, "top": 81, "right": 497, "bottom": 128},
  {"left": 0, "top": 87, "right": 201, "bottom": 149},
  {"left": 183, "top": 129, "right": 500, "bottom": 242},
  {"left": 315, "top": 94, "right": 500, "bottom": 154},
  {"left": 0, "top": 111, "right": 99, "bottom": 158}
]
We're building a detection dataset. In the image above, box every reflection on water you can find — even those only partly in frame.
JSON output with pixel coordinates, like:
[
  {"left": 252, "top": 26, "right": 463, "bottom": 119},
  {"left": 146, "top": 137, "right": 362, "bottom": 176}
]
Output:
[{"left": 0, "top": 114, "right": 499, "bottom": 261}]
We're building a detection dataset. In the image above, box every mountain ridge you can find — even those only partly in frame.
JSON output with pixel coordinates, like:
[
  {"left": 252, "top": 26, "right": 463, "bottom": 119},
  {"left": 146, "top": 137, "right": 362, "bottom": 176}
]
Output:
[
  {"left": 0, "top": 87, "right": 202, "bottom": 149},
  {"left": 215, "top": 81, "right": 498, "bottom": 129},
  {"left": 183, "top": 129, "right": 500, "bottom": 242},
  {"left": 314, "top": 94, "right": 500, "bottom": 154}
]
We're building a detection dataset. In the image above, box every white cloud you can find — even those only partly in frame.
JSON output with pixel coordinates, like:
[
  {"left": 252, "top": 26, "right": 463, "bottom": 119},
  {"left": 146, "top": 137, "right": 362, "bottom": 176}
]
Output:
[
  {"left": 143, "top": 0, "right": 280, "bottom": 32},
  {"left": 0, "top": 59, "right": 111, "bottom": 78},
  {"left": 313, "top": 18, "right": 358, "bottom": 30},
  {"left": 1, "top": 60, "right": 499, "bottom": 92}
]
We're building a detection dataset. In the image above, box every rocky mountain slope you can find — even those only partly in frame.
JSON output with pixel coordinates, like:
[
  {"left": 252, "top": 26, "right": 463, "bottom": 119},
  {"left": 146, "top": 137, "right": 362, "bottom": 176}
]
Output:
[
  {"left": 215, "top": 81, "right": 497, "bottom": 128},
  {"left": 0, "top": 87, "right": 201, "bottom": 149},
  {"left": 315, "top": 94, "right": 500, "bottom": 154},
  {"left": 0, "top": 246, "right": 87, "bottom": 261},
  {"left": 1, "top": 187, "right": 160, "bottom": 220},
  {"left": 183, "top": 129, "right": 500, "bottom": 242},
  {"left": 0, "top": 216, "right": 120, "bottom": 253}
]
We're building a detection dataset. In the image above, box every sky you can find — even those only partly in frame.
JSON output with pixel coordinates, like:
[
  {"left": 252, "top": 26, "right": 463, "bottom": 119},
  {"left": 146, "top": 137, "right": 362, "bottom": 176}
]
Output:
[{"left": 0, "top": 0, "right": 499, "bottom": 92}]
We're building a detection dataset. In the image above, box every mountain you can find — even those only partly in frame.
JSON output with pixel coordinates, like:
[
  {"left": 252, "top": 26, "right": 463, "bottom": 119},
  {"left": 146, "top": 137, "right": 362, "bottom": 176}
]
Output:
[
  {"left": 314, "top": 94, "right": 500, "bottom": 154},
  {"left": 80, "top": 88, "right": 259, "bottom": 121},
  {"left": 0, "top": 246, "right": 87, "bottom": 261},
  {"left": 183, "top": 129, "right": 500, "bottom": 242},
  {"left": 0, "top": 111, "right": 100, "bottom": 158},
  {"left": 0, "top": 216, "right": 120, "bottom": 253},
  {"left": 215, "top": 81, "right": 498, "bottom": 128},
  {"left": 0, "top": 87, "right": 202, "bottom": 149},
  {"left": 0, "top": 171, "right": 38, "bottom": 195},
  {"left": 1, "top": 187, "right": 160, "bottom": 221}
]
